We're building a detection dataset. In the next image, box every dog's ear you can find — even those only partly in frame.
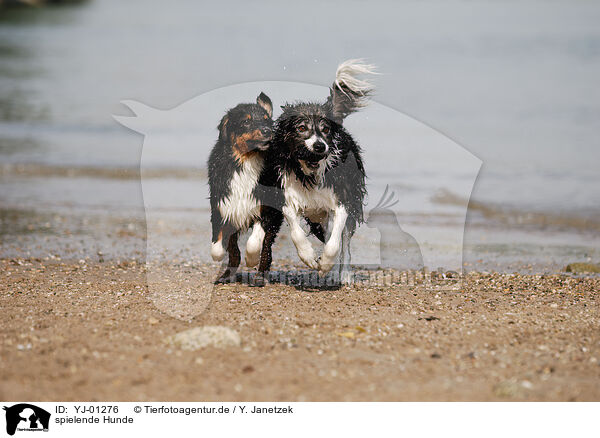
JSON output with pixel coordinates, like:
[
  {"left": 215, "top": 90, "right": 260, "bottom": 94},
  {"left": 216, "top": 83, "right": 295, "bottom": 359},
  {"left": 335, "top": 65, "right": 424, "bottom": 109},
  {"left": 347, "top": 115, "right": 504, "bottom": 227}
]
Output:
[
  {"left": 280, "top": 103, "right": 294, "bottom": 114},
  {"left": 218, "top": 114, "right": 229, "bottom": 140},
  {"left": 256, "top": 92, "right": 272, "bottom": 118}
]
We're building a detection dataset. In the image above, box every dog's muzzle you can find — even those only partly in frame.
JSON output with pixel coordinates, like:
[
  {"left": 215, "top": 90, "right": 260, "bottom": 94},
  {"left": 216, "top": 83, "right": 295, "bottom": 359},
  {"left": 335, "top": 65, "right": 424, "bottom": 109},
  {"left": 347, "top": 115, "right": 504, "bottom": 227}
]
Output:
[{"left": 247, "top": 139, "right": 270, "bottom": 151}]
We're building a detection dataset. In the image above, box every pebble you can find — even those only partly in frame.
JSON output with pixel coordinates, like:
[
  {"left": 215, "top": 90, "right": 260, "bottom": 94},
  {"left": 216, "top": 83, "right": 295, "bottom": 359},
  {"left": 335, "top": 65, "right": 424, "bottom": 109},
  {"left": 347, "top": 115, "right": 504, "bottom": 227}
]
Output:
[
  {"left": 165, "top": 326, "right": 241, "bottom": 351},
  {"left": 493, "top": 381, "right": 522, "bottom": 398}
]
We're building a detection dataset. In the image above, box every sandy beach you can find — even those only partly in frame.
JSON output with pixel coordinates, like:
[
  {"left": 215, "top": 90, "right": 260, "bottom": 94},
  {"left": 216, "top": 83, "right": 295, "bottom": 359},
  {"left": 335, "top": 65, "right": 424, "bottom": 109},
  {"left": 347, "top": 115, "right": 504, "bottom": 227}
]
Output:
[
  {"left": 1, "top": 0, "right": 600, "bottom": 406},
  {"left": 1, "top": 257, "right": 598, "bottom": 401}
]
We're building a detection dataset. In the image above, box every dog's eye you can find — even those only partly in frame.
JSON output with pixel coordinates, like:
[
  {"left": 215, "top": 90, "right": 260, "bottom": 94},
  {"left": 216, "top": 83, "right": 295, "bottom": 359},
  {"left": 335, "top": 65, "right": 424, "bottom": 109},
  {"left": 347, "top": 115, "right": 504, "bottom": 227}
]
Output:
[
  {"left": 321, "top": 126, "right": 330, "bottom": 134},
  {"left": 297, "top": 125, "right": 307, "bottom": 132}
]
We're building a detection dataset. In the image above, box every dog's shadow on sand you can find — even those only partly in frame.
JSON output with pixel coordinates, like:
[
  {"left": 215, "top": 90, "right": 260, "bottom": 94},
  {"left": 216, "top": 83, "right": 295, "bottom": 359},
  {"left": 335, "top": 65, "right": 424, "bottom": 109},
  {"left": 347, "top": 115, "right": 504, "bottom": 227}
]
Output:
[{"left": 215, "top": 270, "right": 368, "bottom": 292}]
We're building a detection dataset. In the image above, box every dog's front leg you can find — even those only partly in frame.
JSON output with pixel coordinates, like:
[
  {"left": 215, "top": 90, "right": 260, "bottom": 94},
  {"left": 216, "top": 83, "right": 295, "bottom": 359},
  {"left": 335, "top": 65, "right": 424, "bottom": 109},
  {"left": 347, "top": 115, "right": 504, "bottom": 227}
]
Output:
[
  {"left": 318, "top": 205, "right": 348, "bottom": 276},
  {"left": 283, "top": 205, "right": 318, "bottom": 270}
]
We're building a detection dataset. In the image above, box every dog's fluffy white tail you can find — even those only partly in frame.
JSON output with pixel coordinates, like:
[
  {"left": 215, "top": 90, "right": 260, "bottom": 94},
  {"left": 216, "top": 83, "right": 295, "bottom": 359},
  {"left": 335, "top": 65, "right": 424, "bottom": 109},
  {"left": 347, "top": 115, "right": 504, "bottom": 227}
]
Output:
[
  {"left": 335, "top": 59, "right": 377, "bottom": 98},
  {"left": 330, "top": 59, "right": 377, "bottom": 120}
]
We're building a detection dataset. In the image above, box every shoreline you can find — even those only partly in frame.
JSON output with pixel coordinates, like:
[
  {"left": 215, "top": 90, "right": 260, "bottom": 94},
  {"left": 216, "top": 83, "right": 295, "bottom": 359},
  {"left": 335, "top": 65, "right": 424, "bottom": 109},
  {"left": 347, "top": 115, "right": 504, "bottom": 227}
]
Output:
[{"left": 1, "top": 199, "right": 599, "bottom": 275}]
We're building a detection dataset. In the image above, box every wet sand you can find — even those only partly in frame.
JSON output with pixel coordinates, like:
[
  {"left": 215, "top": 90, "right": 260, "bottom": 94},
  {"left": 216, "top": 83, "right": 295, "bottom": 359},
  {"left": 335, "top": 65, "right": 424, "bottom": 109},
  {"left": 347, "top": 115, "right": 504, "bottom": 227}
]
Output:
[{"left": 1, "top": 258, "right": 598, "bottom": 401}]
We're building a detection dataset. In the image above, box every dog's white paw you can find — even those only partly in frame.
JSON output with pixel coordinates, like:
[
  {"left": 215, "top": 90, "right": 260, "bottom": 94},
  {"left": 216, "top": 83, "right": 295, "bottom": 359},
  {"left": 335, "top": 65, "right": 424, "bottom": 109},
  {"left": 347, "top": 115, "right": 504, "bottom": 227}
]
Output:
[
  {"left": 298, "top": 244, "right": 318, "bottom": 270},
  {"left": 318, "top": 258, "right": 335, "bottom": 276},
  {"left": 211, "top": 241, "right": 225, "bottom": 261},
  {"left": 318, "top": 242, "right": 340, "bottom": 276}
]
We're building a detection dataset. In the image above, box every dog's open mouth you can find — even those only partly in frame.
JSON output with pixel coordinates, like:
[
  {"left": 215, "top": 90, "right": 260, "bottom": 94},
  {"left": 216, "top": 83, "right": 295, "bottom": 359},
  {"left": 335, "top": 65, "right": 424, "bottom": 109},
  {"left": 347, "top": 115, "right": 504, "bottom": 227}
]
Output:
[
  {"left": 299, "top": 148, "right": 327, "bottom": 163},
  {"left": 299, "top": 158, "right": 323, "bottom": 175}
]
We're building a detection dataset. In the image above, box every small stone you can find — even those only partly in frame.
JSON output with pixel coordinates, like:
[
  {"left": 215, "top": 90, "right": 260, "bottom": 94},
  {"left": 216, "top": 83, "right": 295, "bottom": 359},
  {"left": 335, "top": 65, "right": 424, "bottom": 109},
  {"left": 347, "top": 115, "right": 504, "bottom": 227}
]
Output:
[
  {"left": 494, "top": 381, "right": 523, "bottom": 398},
  {"left": 148, "top": 317, "right": 159, "bottom": 325},
  {"left": 521, "top": 380, "right": 533, "bottom": 389},
  {"left": 165, "top": 326, "right": 241, "bottom": 351}
]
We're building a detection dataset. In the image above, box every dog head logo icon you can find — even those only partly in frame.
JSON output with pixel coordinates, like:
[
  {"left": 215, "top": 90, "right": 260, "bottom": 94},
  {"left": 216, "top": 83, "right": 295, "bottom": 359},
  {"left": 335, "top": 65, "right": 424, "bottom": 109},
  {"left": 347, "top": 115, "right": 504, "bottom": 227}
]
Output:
[{"left": 3, "top": 404, "right": 50, "bottom": 436}]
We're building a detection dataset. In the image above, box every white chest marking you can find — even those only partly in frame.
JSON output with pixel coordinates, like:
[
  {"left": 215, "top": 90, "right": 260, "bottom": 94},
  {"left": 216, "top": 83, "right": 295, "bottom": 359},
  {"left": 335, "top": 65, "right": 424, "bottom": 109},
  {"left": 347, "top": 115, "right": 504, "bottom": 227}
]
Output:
[
  {"left": 218, "top": 157, "right": 263, "bottom": 230},
  {"left": 282, "top": 172, "right": 338, "bottom": 221}
]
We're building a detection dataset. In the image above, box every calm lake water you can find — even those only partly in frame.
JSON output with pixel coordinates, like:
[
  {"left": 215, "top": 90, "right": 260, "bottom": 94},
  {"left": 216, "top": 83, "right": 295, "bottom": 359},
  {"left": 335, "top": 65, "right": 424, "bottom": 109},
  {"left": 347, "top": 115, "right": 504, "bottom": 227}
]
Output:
[{"left": 1, "top": 0, "right": 599, "bottom": 271}]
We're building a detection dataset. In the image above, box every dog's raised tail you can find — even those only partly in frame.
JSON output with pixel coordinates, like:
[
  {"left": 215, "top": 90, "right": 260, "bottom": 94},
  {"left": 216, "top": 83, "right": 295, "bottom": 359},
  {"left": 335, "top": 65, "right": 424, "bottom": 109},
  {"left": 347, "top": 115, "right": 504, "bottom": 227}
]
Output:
[{"left": 329, "top": 59, "right": 377, "bottom": 121}]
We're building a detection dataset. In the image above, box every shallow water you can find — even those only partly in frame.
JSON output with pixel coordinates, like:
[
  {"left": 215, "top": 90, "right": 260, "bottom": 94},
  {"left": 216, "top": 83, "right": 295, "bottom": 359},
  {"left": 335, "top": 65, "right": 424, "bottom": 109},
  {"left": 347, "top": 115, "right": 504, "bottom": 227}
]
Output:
[{"left": 1, "top": 0, "right": 599, "bottom": 271}]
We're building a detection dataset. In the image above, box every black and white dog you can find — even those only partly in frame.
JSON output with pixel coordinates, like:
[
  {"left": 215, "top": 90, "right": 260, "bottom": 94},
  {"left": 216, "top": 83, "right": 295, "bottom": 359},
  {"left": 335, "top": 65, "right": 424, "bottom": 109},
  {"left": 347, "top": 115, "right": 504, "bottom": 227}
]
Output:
[{"left": 254, "top": 60, "right": 376, "bottom": 285}]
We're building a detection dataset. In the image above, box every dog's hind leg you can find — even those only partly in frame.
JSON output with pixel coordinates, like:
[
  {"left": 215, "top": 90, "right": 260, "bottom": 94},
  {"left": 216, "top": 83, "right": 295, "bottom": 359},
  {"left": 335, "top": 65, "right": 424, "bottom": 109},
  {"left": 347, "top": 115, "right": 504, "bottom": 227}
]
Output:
[
  {"left": 339, "top": 225, "right": 354, "bottom": 285},
  {"left": 251, "top": 206, "right": 283, "bottom": 287},
  {"left": 216, "top": 231, "right": 240, "bottom": 283},
  {"left": 245, "top": 222, "right": 265, "bottom": 268},
  {"left": 210, "top": 210, "right": 226, "bottom": 262},
  {"left": 306, "top": 218, "right": 326, "bottom": 243}
]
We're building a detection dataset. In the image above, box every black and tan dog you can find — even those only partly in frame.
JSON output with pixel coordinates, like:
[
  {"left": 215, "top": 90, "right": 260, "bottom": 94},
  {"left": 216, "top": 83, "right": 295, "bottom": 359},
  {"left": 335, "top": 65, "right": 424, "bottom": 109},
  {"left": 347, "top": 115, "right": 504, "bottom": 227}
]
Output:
[{"left": 208, "top": 93, "right": 274, "bottom": 283}]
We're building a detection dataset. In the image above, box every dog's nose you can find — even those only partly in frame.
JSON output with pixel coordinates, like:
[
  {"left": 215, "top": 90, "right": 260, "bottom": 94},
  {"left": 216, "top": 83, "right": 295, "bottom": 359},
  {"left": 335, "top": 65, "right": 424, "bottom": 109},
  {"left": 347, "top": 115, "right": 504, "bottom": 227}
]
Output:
[
  {"left": 313, "top": 141, "right": 327, "bottom": 154},
  {"left": 260, "top": 127, "right": 272, "bottom": 138}
]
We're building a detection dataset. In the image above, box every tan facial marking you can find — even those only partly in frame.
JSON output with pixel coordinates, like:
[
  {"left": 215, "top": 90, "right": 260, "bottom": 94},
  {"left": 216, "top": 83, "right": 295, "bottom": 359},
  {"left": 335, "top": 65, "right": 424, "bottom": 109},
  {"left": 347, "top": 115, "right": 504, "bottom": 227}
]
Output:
[{"left": 231, "top": 129, "right": 264, "bottom": 163}]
